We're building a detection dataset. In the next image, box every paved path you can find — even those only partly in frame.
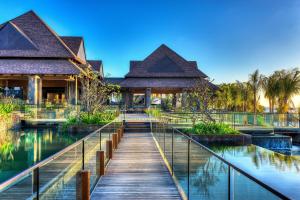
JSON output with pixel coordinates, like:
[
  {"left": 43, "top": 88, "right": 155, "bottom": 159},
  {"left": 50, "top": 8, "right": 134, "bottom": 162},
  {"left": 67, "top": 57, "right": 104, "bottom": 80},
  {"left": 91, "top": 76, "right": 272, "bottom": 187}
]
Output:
[{"left": 91, "top": 131, "right": 181, "bottom": 200}]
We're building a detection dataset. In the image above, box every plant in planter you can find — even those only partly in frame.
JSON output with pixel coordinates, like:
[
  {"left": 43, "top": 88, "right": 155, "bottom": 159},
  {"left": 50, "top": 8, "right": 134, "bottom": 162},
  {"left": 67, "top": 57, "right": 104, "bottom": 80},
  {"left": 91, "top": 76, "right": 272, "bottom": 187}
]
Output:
[
  {"left": 185, "top": 122, "right": 239, "bottom": 135},
  {"left": 184, "top": 122, "right": 251, "bottom": 146}
]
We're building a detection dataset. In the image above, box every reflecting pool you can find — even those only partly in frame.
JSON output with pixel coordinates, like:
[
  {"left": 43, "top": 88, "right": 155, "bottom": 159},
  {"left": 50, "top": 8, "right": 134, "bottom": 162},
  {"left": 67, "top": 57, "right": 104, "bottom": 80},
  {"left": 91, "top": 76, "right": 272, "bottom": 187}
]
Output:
[
  {"left": 0, "top": 127, "right": 87, "bottom": 183},
  {"left": 154, "top": 128, "right": 300, "bottom": 199},
  {"left": 209, "top": 144, "right": 300, "bottom": 199}
]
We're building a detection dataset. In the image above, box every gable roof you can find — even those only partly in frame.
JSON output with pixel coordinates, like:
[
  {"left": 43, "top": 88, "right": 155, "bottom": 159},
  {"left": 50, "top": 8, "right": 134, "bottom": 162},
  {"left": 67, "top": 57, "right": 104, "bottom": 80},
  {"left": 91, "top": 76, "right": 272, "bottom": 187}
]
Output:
[
  {"left": 0, "top": 22, "right": 38, "bottom": 50},
  {"left": 61, "top": 36, "right": 86, "bottom": 62},
  {"left": 0, "top": 11, "right": 78, "bottom": 60},
  {"left": 88, "top": 60, "right": 103, "bottom": 76},
  {"left": 125, "top": 44, "right": 207, "bottom": 78},
  {"left": 0, "top": 59, "right": 80, "bottom": 75}
]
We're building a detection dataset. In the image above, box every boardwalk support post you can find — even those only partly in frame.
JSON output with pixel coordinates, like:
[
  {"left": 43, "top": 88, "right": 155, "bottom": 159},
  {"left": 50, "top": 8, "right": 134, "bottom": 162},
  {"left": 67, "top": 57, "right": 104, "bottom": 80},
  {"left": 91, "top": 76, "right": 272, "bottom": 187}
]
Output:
[
  {"left": 112, "top": 133, "right": 118, "bottom": 149},
  {"left": 96, "top": 150, "right": 105, "bottom": 177},
  {"left": 32, "top": 167, "right": 39, "bottom": 199},
  {"left": 117, "top": 129, "right": 121, "bottom": 143},
  {"left": 76, "top": 170, "right": 90, "bottom": 200},
  {"left": 106, "top": 140, "right": 113, "bottom": 159}
]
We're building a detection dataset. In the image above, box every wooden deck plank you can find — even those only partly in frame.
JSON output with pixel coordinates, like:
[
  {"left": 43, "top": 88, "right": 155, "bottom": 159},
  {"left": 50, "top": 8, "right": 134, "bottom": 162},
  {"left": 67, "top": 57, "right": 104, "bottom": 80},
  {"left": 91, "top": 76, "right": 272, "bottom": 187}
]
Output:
[{"left": 91, "top": 132, "right": 181, "bottom": 200}]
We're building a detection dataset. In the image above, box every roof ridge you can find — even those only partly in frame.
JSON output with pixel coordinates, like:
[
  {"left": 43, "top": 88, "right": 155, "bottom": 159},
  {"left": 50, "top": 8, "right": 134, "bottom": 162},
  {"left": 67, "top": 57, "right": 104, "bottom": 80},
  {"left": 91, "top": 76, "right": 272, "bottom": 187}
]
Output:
[
  {"left": 27, "top": 11, "right": 79, "bottom": 61},
  {"left": 7, "top": 21, "right": 38, "bottom": 50}
]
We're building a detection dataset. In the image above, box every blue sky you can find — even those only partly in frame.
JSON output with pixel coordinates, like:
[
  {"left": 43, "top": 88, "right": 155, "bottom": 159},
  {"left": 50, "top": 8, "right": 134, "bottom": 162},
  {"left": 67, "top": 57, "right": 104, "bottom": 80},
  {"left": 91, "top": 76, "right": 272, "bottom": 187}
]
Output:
[{"left": 0, "top": 0, "right": 300, "bottom": 83}]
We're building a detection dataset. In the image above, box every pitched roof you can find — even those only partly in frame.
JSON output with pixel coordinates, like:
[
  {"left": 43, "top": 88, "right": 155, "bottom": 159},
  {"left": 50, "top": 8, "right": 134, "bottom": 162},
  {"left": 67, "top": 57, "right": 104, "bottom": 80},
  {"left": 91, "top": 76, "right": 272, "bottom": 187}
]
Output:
[
  {"left": 120, "top": 77, "right": 216, "bottom": 89},
  {"left": 104, "top": 77, "right": 125, "bottom": 85},
  {"left": 88, "top": 60, "right": 103, "bottom": 76},
  {"left": 0, "top": 22, "right": 38, "bottom": 50},
  {"left": 125, "top": 44, "right": 207, "bottom": 78},
  {"left": 0, "top": 59, "right": 80, "bottom": 74},
  {"left": 60, "top": 36, "right": 82, "bottom": 55},
  {"left": 0, "top": 11, "right": 77, "bottom": 59}
]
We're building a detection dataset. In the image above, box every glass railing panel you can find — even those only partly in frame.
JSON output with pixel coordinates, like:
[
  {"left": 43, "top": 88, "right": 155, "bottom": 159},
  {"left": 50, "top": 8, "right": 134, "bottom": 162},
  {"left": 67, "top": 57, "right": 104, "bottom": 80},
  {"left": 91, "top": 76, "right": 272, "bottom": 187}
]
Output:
[
  {"left": 84, "top": 131, "right": 101, "bottom": 190},
  {"left": 164, "top": 128, "right": 173, "bottom": 164},
  {"left": 0, "top": 171, "right": 34, "bottom": 200},
  {"left": 189, "top": 142, "right": 229, "bottom": 200},
  {"left": 99, "top": 127, "right": 113, "bottom": 165},
  {"left": 231, "top": 168, "right": 280, "bottom": 200},
  {"left": 39, "top": 142, "right": 82, "bottom": 199},
  {"left": 173, "top": 130, "right": 189, "bottom": 194}
]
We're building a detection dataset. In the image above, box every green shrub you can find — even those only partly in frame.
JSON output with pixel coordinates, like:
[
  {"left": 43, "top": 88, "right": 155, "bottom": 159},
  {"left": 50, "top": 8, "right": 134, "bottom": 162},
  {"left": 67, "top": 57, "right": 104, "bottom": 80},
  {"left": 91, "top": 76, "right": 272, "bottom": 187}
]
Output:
[
  {"left": 0, "top": 96, "right": 22, "bottom": 117},
  {"left": 185, "top": 122, "right": 239, "bottom": 135},
  {"left": 145, "top": 108, "right": 161, "bottom": 117},
  {"left": 63, "top": 111, "right": 117, "bottom": 130},
  {"left": 256, "top": 115, "right": 265, "bottom": 126}
]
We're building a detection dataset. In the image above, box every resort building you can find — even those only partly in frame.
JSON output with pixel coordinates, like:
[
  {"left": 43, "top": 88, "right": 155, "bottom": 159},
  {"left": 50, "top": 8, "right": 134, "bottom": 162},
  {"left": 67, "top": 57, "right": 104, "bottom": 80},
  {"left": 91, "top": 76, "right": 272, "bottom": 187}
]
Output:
[
  {"left": 0, "top": 11, "right": 103, "bottom": 105},
  {"left": 0, "top": 11, "right": 215, "bottom": 109},
  {"left": 106, "top": 44, "right": 215, "bottom": 109}
]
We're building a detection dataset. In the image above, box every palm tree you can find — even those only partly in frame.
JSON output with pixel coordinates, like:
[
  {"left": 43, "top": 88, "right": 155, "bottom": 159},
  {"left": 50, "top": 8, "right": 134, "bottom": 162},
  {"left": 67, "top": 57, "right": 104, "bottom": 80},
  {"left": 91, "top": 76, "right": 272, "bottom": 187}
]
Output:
[
  {"left": 276, "top": 68, "right": 300, "bottom": 113},
  {"left": 261, "top": 74, "right": 279, "bottom": 113},
  {"left": 248, "top": 69, "right": 262, "bottom": 114}
]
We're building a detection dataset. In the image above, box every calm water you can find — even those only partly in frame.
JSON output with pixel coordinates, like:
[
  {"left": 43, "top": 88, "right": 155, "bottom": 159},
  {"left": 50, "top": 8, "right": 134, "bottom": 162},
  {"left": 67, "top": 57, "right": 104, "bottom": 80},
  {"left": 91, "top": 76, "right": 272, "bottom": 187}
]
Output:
[
  {"left": 210, "top": 145, "right": 300, "bottom": 199},
  {"left": 0, "top": 127, "right": 87, "bottom": 183},
  {"left": 168, "top": 133, "right": 300, "bottom": 199}
]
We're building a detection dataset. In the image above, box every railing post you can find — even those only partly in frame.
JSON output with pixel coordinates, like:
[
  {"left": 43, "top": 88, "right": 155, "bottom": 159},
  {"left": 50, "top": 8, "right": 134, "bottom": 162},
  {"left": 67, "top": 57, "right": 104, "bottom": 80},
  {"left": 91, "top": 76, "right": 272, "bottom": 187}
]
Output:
[
  {"left": 112, "top": 133, "right": 118, "bottom": 149},
  {"left": 163, "top": 125, "right": 166, "bottom": 156},
  {"left": 187, "top": 139, "right": 190, "bottom": 200},
  {"left": 228, "top": 166, "right": 231, "bottom": 200},
  {"left": 172, "top": 128, "right": 174, "bottom": 176},
  {"left": 233, "top": 113, "right": 236, "bottom": 129},
  {"left": 99, "top": 131, "right": 102, "bottom": 150},
  {"left": 96, "top": 150, "right": 105, "bottom": 177},
  {"left": 82, "top": 140, "right": 85, "bottom": 170},
  {"left": 76, "top": 170, "right": 90, "bottom": 200},
  {"left": 117, "top": 129, "right": 121, "bottom": 143},
  {"left": 298, "top": 113, "right": 300, "bottom": 128},
  {"left": 32, "top": 167, "right": 39, "bottom": 200},
  {"left": 106, "top": 140, "right": 113, "bottom": 159}
]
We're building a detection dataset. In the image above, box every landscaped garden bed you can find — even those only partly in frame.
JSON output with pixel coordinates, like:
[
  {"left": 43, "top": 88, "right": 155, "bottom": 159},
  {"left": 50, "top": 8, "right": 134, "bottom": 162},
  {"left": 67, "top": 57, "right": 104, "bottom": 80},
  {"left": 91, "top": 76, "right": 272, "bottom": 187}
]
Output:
[
  {"left": 184, "top": 122, "right": 252, "bottom": 146},
  {"left": 63, "top": 111, "right": 117, "bottom": 133}
]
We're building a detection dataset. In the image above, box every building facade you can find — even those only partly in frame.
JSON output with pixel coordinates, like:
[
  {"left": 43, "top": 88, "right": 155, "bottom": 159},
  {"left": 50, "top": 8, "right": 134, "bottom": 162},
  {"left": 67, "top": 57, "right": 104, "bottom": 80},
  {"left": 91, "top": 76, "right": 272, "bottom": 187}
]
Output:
[
  {"left": 0, "top": 11, "right": 103, "bottom": 105},
  {"left": 106, "top": 44, "right": 216, "bottom": 109}
]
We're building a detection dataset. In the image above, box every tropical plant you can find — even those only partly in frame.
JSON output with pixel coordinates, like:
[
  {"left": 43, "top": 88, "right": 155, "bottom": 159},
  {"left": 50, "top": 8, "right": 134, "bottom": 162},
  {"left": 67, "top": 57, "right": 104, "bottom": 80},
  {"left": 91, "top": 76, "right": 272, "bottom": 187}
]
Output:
[
  {"left": 63, "top": 110, "right": 117, "bottom": 129},
  {"left": 275, "top": 68, "right": 300, "bottom": 113},
  {"left": 185, "top": 122, "right": 239, "bottom": 135},
  {"left": 145, "top": 108, "right": 161, "bottom": 117},
  {"left": 261, "top": 74, "right": 279, "bottom": 113},
  {"left": 79, "top": 68, "right": 120, "bottom": 114},
  {"left": 248, "top": 69, "right": 262, "bottom": 114},
  {"left": 186, "top": 77, "right": 216, "bottom": 124}
]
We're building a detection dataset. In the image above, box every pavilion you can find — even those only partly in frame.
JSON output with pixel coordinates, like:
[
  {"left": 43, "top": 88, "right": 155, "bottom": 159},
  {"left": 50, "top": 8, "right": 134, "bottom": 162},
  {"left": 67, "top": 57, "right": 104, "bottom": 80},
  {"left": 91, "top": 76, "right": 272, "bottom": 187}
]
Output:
[
  {"left": 0, "top": 11, "right": 103, "bottom": 105},
  {"left": 106, "top": 44, "right": 216, "bottom": 109}
]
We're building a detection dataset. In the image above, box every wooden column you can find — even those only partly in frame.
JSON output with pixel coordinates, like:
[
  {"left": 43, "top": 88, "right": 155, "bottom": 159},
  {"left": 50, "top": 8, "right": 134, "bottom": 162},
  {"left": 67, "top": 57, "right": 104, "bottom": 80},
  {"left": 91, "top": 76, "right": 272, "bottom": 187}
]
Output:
[
  {"left": 117, "top": 129, "right": 121, "bottom": 143},
  {"left": 76, "top": 170, "right": 90, "bottom": 200},
  {"left": 28, "top": 75, "right": 42, "bottom": 105},
  {"left": 172, "top": 93, "right": 177, "bottom": 108},
  {"left": 106, "top": 140, "right": 113, "bottom": 159},
  {"left": 112, "top": 133, "right": 118, "bottom": 149},
  {"left": 66, "top": 77, "right": 77, "bottom": 105},
  {"left": 96, "top": 151, "right": 105, "bottom": 176},
  {"left": 145, "top": 88, "right": 151, "bottom": 108},
  {"left": 181, "top": 90, "right": 188, "bottom": 109}
]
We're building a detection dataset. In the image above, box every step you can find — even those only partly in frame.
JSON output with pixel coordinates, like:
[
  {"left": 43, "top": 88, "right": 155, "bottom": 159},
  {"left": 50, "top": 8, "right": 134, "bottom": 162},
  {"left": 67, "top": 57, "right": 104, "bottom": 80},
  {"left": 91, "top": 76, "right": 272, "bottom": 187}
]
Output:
[
  {"left": 125, "top": 122, "right": 151, "bottom": 129},
  {"left": 125, "top": 128, "right": 151, "bottom": 133}
]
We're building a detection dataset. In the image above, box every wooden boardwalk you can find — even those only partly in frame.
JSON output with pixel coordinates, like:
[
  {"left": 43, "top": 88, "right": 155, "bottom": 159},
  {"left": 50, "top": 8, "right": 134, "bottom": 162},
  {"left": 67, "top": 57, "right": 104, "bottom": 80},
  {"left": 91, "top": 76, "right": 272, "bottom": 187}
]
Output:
[{"left": 91, "top": 130, "right": 181, "bottom": 200}]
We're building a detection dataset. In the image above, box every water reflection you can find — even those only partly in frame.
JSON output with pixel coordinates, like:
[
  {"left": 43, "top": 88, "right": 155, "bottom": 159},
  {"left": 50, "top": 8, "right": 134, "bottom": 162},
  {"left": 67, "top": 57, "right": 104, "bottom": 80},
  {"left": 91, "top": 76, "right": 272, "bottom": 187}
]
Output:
[
  {"left": 171, "top": 139, "right": 300, "bottom": 199},
  {"left": 0, "top": 127, "right": 86, "bottom": 183}
]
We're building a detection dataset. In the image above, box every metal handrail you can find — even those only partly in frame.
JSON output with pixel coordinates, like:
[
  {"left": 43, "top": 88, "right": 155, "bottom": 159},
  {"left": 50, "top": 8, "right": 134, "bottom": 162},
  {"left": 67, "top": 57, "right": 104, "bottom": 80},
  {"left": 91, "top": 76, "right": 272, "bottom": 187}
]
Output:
[
  {"left": 0, "top": 119, "right": 116, "bottom": 192},
  {"left": 172, "top": 128, "right": 289, "bottom": 200},
  {"left": 152, "top": 118, "right": 290, "bottom": 200}
]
